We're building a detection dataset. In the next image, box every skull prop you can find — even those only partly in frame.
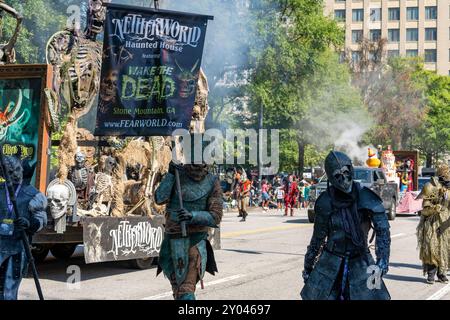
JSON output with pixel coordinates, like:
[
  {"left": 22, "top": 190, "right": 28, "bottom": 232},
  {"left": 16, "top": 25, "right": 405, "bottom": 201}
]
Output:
[
  {"left": 75, "top": 151, "right": 87, "bottom": 169},
  {"left": 85, "top": 0, "right": 111, "bottom": 39},
  {"left": 46, "top": 179, "right": 77, "bottom": 234},
  {"left": 100, "top": 71, "right": 118, "bottom": 102},
  {"left": 176, "top": 60, "right": 199, "bottom": 98},
  {"left": 99, "top": 155, "right": 116, "bottom": 175}
]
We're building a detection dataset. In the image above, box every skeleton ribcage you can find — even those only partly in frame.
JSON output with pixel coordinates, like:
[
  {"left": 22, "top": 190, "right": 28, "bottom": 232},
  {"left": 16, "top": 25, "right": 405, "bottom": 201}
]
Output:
[
  {"left": 95, "top": 173, "right": 112, "bottom": 202},
  {"left": 68, "top": 41, "right": 102, "bottom": 84}
]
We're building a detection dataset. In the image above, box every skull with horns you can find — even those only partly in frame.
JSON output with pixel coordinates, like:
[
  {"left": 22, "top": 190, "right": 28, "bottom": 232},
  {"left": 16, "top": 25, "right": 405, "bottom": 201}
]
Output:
[{"left": 176, "top": 59, "right": 200, "bottom": 98}]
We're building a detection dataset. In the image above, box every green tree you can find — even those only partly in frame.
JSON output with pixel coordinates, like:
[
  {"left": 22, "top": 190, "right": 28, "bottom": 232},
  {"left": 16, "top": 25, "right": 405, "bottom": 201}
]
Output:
[
  {"left": 246, "top": 0, "right": 347, "bottom": 175},
  {"left": 412, "top": 70, "right": 450, "bottom": 166}
]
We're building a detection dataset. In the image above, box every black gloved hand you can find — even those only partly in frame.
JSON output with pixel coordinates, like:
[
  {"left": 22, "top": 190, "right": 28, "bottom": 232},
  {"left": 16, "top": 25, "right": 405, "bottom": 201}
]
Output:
[
  {"left": 177, "top": 208, "right": 193, "bottom": 223},
  {"left": 14, "top": 217, "right": 30, "bottom": 231},
  {"left": 169, "top": 161, "right": 184, "bottom": 175}
]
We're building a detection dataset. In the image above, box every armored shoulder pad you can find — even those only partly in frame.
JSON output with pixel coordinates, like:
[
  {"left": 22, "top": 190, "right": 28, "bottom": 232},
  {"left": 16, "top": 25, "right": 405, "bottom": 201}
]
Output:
[
  {"left": 358, "top": 187, "right": 385, "bottom": 214},
  {"left": 22, "top": 185, "right": 39, "bottom": 197},
  {"left": 314, "top": 191, "right": 332, "bottom": 218}
]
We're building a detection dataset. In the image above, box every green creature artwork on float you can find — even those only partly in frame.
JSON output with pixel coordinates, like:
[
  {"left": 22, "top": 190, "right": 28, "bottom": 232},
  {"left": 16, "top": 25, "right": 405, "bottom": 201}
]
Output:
[{"left": 0, "top": 78, "right": 42, "bottom": 185}]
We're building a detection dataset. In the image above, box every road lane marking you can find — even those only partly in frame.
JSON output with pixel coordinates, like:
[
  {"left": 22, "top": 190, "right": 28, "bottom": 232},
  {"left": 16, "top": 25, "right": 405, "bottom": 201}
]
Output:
[
  {"left": 391, "top": 233, "right": 406, "bottom": 238},
  {"left": 141, "top": 274, "right": 246, "bottom": 300},
  {"left": 222, "top": 225, "right": 308, "bottom": 238},
  {"left": 426, "top": 283, "right": 450, "bottom": 300}
]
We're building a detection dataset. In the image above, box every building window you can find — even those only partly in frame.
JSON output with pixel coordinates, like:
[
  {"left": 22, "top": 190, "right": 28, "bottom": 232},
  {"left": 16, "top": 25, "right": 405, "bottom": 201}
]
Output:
[
  {"left": 424, "top": 49, "right": 437, "bottom": 62},
  {"left": 425, "top": 6, "right": 437, "bottom": 20},
  {"left": 406, "top": 28, "right": 418, "bottom": 42},
  {"left": 352, "top": 30, "right": 363, "bottom": 43},
  {"left": 388, "top": 8, "right": 400, "bottom": 21},
  {"left": 406, "top": 50, "right": 418, "bottom": 57},
  {"left": 370, "top": 8, "right": 381, "bottom": 22},
  {"left": 352, "top": 9, "right": 364, "bottom": 22},
  {"left": 335, "top": 10, "right": 346, "bottom": 21},
  {"left": 388, "top": 50, "right": 399, "bottom": 58},
  {"left": 425, "top": 28, "right": 437, "bottom": 41},
  {"left": 352, "top": 51, "right": 361, "bottom": 62},
  {"left": 407, "top": 7, "right": 419, "bottom": 21},
  {"left": 370, "top": 29, "right": 381, "bottom": 42},
  {"left": 388, "top": 29, "right": 400, "bottom": 42},
  {"left": 335, "top": 0, "right": 345, "bottom": 2}
]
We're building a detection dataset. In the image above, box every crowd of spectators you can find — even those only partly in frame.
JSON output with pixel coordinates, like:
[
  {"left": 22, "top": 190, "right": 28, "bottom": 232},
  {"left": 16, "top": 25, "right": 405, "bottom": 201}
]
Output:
[{"left": 221, "top": 168, "right": 316, "bottom": 221}]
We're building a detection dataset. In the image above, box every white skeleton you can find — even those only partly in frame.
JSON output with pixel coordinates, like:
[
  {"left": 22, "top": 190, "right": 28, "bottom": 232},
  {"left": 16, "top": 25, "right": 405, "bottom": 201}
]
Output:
[
  {"left": 0, "top": 1, "right": 22, "bottom": 65},
  {"left": 46, "top": 0, "right": 110, "bottom": 119},
  {"left": 93, "top": 172, "right": 113, "bottom": 212}
]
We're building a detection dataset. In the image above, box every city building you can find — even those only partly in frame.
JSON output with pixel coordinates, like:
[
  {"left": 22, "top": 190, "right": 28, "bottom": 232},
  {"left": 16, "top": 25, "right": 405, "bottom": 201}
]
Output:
[{"left": 324, "top": 0, "right": 450, "bottom": 75}]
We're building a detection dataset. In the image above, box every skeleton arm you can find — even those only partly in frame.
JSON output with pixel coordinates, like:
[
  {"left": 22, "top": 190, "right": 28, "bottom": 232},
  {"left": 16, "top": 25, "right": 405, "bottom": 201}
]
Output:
[{"left": 0, "top": 2, "right": 22, "bottom": 54}]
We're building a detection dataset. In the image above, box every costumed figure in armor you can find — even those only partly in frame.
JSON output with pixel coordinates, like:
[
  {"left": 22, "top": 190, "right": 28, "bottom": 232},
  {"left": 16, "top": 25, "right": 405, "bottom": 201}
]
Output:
[
  {"left": 155, "top": 143, "right": 223, "bottom": 300},
  {"left": 417, "top": 164, "right": 450, "bottom": 284},
  {"left": 0, "top": 156, "right": 47, "bottom": 300},
  {"left": 301, "top": 151, "right": 391, "bottom": 300}
]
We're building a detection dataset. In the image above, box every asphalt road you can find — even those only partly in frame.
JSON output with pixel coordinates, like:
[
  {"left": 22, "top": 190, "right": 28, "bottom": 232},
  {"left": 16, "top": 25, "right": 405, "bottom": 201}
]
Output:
[{"left": 19, "top": 208, "right": 450, "bottom": 300}]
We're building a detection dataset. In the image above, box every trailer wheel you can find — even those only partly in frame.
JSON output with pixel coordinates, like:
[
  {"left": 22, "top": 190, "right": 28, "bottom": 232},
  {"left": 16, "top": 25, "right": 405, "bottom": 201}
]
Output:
[
  {"left": 31, "top": 245, "right": 50, "bottom": 263},
  {"left": 128, "top": 257, "right": 155, "bottom": 270},
  {"left": 50, "top": 244, "right": 78, "bottom": 260},
  {"left": 387, "top": 199, "right": 396, "bottom": 221}
]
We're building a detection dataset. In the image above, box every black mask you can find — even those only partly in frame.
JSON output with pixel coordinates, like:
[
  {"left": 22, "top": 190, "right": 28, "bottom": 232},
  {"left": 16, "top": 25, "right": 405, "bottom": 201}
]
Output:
[{"left": 325, "top": 151, "right": 354, "bottom": 194}]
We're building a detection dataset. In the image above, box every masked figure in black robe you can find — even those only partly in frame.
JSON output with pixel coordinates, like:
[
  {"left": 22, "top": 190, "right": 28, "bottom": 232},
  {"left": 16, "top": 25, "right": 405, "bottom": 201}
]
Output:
[{"left": 301, "top": 151, "right": 391, "bottom": 300}]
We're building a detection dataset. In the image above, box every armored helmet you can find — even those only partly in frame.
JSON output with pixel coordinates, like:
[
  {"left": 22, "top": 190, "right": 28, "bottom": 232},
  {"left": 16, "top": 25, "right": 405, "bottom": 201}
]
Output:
[
  {"left": 437, "top": 163, "right": 450, "bottom": 183},
  {"left": 324, "top": 151, "right": 353, "bottom": 194}
]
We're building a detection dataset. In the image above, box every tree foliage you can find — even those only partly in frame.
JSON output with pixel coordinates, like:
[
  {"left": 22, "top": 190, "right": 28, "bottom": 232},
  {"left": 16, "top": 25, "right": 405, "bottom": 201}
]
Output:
[{"left": 412, "top": 70, "right": 450, "bottom": 166}]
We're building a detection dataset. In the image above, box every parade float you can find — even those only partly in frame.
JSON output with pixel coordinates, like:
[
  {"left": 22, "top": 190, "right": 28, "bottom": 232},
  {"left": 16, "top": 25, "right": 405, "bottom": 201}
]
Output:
[
  {"left": 0, "top": 1, "right": 216, "bottom": 268},
  {"left": 366, "top": 146, "right": 422, "bottom": 215}
]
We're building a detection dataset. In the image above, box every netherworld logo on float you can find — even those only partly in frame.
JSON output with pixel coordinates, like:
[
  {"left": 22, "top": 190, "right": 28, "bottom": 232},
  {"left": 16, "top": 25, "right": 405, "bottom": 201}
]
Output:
[{"left": 111, "top": 14, "right": 203, "bottom": 47}]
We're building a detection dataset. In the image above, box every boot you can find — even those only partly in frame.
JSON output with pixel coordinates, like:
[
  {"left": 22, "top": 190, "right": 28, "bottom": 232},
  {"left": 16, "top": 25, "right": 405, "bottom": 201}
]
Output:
[
  {"left": 177, "top": 293, "right": 196, "bottom": 300},
  {"left": 290, "top": 209, "right": 294, "bottom": 217},
  {"left": 427, "top": 264, "right": 437, "bottom": 284},
  {"left": 437, "top": 273, "right": 449, "bottom": 283}
]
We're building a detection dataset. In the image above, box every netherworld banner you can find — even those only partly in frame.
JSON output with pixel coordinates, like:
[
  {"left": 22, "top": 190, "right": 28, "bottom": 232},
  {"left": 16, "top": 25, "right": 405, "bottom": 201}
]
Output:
[{"left": 95, "top": 4, "right": 212, "bottom": 136}]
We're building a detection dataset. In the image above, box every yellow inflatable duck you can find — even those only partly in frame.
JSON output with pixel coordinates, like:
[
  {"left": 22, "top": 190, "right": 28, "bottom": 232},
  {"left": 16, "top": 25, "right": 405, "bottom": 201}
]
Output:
[{"left": 366, "top": 147, "right": 381, "bottom": 168}]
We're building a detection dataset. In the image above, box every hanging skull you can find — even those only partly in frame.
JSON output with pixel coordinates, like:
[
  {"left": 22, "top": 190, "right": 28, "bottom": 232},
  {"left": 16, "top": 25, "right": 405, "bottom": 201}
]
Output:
[
  {"left": 176, "top": 59, "right": 199, "bottom": 98},
  {"left": 100, "top": 71, "right": 118, "bottom": 102}
]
